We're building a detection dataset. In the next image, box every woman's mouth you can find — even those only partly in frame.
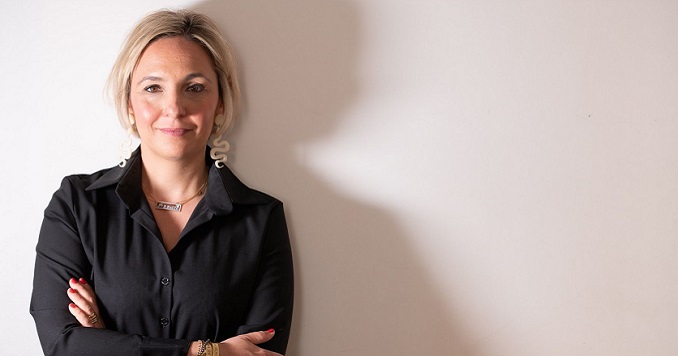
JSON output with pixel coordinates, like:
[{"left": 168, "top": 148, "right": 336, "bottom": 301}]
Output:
[{"left": 159, "top": 128, "right": 190, "bottom": 136}]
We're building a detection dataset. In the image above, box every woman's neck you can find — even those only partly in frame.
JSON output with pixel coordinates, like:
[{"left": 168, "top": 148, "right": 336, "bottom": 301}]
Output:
[{"left": 140, "top": 149, "right": 209, "bottom": 202}]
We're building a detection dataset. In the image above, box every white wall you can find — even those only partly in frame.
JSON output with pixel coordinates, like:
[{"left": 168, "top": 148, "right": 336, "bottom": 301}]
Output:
[{"left": 2, "top": 1, "right": 676, "bottom": 355}]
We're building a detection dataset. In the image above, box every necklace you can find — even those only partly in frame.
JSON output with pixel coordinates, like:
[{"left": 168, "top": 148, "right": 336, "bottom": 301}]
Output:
[{"left": 143, "top": 180, "right": 208, "bottom": 212}]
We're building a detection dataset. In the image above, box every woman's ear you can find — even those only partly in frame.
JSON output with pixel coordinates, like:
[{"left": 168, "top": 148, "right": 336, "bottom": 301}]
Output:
[
  {"left": 127, "top": 109, "right": 135, "bottom": 125},
  {"left": 216, "top": 101, "right": 224, "bottom": 117}
]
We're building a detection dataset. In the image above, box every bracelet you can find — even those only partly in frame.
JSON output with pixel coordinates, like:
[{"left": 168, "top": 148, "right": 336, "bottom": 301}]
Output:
[
  {"left": 207, "top": 342, "right": 219, "bottom": 356},
  {"left": 197, "top": 339, "right": 209, "bottom": 356}
]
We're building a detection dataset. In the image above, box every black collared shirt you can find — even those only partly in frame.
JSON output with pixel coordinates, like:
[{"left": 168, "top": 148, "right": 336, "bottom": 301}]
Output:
[{"left": 30, "top": 148, "right": 293, "bottom": 356}]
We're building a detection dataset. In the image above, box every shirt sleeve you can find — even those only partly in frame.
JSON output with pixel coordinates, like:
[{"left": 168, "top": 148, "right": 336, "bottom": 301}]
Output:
[
  {"left": 236, "top": 203, "right": 294, "bottom": 355},
  {"left": 30, "top": 177, "right": 192, "bottom": 356}
]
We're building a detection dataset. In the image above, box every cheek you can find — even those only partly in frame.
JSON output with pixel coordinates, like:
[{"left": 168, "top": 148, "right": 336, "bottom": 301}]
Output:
[{"left": 129, "top": 97, "right": 159, "bottom": 121}]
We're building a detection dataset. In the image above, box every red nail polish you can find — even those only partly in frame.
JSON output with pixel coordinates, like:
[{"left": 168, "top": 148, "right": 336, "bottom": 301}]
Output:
[
  {"left": 267, "top": 328, "right": 275, "bottom": 333},
  {"left": 79, "top": 278, "right": 87, "bottom": 285},
  {"left": 68, "top": 288, "right": 75, "bottom": 293},
  {"left": 69, "top": 303, "right": 76, "bottom": 308},
  {"left": 70, "top": 278, "right": 77, "bottom": 284}
]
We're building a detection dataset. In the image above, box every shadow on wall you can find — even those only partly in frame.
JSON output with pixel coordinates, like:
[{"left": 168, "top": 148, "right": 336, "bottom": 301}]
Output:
[{"left": 192, "top": 1, "right": 480, "bottom": 354}]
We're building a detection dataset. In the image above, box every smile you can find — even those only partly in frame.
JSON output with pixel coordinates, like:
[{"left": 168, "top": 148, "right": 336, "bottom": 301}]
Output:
[{"left": 159, "top": 128, "right": 191, "bottom": 136}]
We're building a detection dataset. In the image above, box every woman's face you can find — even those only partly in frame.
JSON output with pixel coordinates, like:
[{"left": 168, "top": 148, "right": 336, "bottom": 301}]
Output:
[{"left": 129, "top": 36, "right": 222, "bottom": 164}]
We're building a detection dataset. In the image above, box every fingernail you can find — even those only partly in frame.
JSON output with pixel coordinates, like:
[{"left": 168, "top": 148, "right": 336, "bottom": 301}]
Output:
[
  {"left": 267, "top": 328, "right": 275, "bottom": 333},
  {"left": 69, "top": 303, "right": 76, "bottom": 308},
  {"left": 79, "top": 278, "right": 87, "bottom": 285},
  {"left": 68, "top": 288, "right": 75, "bottom": 293},
  {"left": 70, "top": 278, "right": 77, "bottom": 284}
]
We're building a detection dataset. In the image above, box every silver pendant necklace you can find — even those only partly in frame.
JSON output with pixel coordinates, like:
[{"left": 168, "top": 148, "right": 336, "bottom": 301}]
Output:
[{"left": 143, "top": 180, "right": 208, "bottom": 212}]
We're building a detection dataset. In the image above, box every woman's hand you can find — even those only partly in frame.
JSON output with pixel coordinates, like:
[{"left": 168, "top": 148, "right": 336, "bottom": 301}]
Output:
[
  {"left": 67, "top": 277, "right": 106, "bottom": 329},
  {"left": 218, "top": 329, "right": 282, "bottom": 356}
]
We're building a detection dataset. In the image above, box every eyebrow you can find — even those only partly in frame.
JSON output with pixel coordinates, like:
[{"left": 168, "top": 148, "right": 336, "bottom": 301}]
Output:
[{"left": 136, "top": 73, "right": 213, "bottom": 85}]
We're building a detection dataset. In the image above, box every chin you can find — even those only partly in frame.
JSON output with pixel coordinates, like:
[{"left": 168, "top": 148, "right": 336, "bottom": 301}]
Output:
[{"left": 144, "top": 142, "right": 207, "bottom": 163}]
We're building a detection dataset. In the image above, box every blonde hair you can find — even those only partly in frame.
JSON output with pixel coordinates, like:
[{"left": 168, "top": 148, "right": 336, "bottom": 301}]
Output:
[{"left": 107, "top": 9, "right": 241, "bottom": 138}]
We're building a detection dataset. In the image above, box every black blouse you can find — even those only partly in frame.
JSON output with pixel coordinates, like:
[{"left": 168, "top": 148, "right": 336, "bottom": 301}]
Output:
[{"left": 30, "top": 148, "right": 294, "bottom": 356}]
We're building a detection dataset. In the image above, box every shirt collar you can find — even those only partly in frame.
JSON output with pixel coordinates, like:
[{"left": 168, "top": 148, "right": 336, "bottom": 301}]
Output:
[{"left": 85, "top": 146, "right": 268, "bottom": 215}]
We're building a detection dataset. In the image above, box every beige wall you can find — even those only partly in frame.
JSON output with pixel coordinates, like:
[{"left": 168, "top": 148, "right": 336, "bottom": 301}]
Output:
[{"left": 3, "top": 0, "right": 676, "bottom": 354}]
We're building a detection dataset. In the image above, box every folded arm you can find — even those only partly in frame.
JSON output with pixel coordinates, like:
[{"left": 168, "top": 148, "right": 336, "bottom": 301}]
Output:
[{"left": 30, "top": 178, "right": 191, "bottom": 355}]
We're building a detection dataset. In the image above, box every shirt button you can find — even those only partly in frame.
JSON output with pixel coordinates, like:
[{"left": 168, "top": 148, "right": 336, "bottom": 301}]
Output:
[
  {"left": 161, "top": 277, "right": 170, "bottom": 286},
  {"left": 160, "top": 317, "right": 169, "bottom": 327}
]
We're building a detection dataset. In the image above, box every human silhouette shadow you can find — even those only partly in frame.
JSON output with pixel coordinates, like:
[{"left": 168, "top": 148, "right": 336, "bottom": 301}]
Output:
[{"left": 191, "top": 1, "right": 481, "bottom": 354}]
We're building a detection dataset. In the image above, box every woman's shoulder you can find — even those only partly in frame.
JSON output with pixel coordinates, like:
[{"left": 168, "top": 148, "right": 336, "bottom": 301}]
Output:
[
  {"left": 55, "top": 164, "right": 125, "bottom": 197},
  {"left": 44, "top": 166, "right": 123, "bottom": 216},
  {"left": 61, "top": 166, "right": 118, "bottom": 187},
  {"left": 214, "top": 165, "right": 283, "bottom": 207}
]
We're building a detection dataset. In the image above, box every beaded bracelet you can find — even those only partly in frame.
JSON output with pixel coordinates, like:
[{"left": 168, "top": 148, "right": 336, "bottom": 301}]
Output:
[{"left": 197, "top": 339, "right": 210, "bottom": 356}]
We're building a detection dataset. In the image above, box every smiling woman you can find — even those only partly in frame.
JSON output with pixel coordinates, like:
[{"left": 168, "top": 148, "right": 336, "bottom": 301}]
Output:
[
  {"left": 30, "top": 9, "right": 293, "bottom": 356},
  {"left": 130, "top": 37, "right": 222, "bottom": 168}
]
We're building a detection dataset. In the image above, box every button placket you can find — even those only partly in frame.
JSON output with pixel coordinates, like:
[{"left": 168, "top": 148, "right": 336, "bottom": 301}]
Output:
[{"left": 157, "top": 256, "right": 173, "bottom": 337}]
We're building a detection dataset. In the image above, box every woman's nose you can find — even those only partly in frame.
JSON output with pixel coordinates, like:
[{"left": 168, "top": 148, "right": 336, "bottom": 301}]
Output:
[{"left": 163, "top": 91, "right": 186, "bottom": 118}]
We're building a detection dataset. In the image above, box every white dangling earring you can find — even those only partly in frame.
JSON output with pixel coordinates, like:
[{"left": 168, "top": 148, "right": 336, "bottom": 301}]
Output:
[
  {"left": 119, "top": 115, "right": 135, "bottom": 167},
  {"left": 210, "top": 114, "right": 230, "bottom": 168}
]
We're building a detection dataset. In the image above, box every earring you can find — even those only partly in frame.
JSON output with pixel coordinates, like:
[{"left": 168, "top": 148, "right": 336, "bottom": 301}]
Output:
[
  {"left": 210, "top": 114, "right": 229, "bottom": 168},
  {"left": 210, "top": 135, "right": 230, "bottom": 168},
  {"left": 118, "top": 127, "right": 134, "bottom": 167},
  {"left": 118, "top": 114, "right": 136, "bottom": 167}
]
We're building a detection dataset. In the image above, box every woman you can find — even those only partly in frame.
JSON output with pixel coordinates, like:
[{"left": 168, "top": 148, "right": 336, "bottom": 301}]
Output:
[{"left": 30, "top": 9, "right": 293, "bottom": 356}]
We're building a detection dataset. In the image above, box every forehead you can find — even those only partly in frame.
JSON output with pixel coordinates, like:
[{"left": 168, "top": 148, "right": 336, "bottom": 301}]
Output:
[{"left": 132, "top": 36, "right": 216, "bottom": 79}]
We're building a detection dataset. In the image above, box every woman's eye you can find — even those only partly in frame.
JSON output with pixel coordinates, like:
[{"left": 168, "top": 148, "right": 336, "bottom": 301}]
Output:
[
  {"left": 144, "top": 85, "right": 161, "bottom": 93},
  {"left": 187, "top": 84, "right": 205, "bottom": 92}
]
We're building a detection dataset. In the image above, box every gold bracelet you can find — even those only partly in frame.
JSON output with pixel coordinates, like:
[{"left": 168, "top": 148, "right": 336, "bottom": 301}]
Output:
[{"left": 210, "top": 342, "right": 219, "bottom": 356}]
